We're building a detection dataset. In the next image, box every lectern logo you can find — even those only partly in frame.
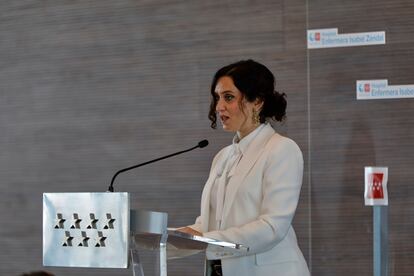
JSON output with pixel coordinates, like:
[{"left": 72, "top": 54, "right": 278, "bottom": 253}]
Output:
[
  {"left": 54, "top": 213, "right": 114, "bottom": 247},
  {"left": 43, "top": 192, "right": 129, "bottom": 268},
  {"left": 367, "top": 173, "right": 384, "bottom": 199}
]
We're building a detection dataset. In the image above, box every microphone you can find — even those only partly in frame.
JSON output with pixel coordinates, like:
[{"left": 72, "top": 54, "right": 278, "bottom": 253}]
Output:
[{"left": 108, "top": 140, "right": 209, "bottom": 192}]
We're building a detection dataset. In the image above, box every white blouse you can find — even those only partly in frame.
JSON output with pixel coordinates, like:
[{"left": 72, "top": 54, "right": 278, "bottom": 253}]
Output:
[{"left": 208, "top": 124, "right": 265, "bottom": 231}]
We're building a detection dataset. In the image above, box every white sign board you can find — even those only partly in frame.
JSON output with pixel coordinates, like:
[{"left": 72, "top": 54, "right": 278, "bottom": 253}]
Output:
[
  {"left": 307, "top": 28, "right": 385, "bottom": 49},
  {"left": 357, "top": 79, "right": 414, "bottom": 100}
]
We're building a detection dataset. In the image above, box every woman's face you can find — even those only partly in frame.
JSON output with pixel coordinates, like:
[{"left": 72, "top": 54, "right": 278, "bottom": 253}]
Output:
[{"left": 214, "top": 76, "right": 262, "bottom": 138}]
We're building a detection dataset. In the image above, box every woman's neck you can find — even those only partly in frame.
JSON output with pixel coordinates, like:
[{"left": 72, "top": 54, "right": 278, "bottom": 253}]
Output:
[{"left": 237, "top": 124, "right": 260, "bottom": 140}]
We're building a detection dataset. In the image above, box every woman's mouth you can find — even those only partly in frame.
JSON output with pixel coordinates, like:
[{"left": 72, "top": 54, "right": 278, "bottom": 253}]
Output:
[{"left": 220, "top": 115, "right": 230, "bottom": 124}]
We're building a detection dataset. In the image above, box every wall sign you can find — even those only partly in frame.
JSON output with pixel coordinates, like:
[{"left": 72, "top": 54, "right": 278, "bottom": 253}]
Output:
[
  {"left": 307, "top": 28, "right": 385, "bottom": 49},
  {"left": 357, "top": 79, "right": 414, "bottom": 100}
]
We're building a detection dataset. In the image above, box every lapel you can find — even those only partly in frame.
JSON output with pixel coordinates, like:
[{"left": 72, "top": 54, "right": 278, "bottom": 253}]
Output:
[{"left": 220, "top": 124, "right": 275, "bottom": 225}]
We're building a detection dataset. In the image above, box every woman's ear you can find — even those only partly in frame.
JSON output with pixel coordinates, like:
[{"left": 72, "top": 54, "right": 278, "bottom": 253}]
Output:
[{"left": 254, "top": 98, "right": 264, "bottom": 111}]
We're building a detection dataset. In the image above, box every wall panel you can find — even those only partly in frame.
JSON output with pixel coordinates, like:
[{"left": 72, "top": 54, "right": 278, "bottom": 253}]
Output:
[
  {"left": 1, "top": 0, "right": 413, "bottom": 275},
  {"left": 308, "top": 1, "right": 414, "bottom": 275},
  {"left": 0, "top": 1, "right": 309, "bottom": 275}
]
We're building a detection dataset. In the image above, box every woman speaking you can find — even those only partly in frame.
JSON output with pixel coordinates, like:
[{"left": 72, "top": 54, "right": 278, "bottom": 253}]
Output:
[{"left": 179, "top": 60, "right": 309, "bottom": 276}]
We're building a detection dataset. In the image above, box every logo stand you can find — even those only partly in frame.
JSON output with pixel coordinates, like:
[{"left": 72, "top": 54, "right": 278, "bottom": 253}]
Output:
[{"left": 364, "top": 167, "right": 388, "bottom": 276}]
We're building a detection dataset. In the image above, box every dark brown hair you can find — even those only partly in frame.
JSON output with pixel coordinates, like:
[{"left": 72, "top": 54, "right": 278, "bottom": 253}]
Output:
[{"left": 208, "top": 59, "right": 287, "bottom": 128}]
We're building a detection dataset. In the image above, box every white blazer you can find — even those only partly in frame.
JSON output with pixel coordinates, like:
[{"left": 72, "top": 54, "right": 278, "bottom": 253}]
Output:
[{"left": 189, "top": 124, "right": 310, "bottom": 276}]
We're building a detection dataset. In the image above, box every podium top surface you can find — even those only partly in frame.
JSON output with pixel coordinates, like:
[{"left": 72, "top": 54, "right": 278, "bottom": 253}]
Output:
[
  {"left": 133, "top": 228, "right": 249, "bottom": 254},
  {"left": 166, "top": 229, "right": 248, "bottom": 251}
]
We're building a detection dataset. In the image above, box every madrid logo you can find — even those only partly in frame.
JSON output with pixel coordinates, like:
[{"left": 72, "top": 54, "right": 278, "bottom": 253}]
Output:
[
  {"left": 367, "top": 173, "right": 384, "bottom": 199},
  {"left": 308, "top": 32, "right": 321, "bottom": 42},
  {"left": 358, "top": 83, "right": 371, "bottom": 93}
]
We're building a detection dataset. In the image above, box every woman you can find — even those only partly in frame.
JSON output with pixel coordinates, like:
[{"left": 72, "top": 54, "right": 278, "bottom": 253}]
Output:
[{"left": 179, "top": 60, "right": 309, "bottom": 276}]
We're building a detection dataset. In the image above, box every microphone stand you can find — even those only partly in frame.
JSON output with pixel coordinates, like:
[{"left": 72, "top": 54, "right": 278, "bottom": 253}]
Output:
[{"left": 108, "top": 140, "right": 208, "bottom": 192}]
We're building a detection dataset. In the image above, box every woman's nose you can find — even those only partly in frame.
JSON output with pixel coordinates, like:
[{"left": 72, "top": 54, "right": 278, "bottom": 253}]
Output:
[{"left": 216, "top": 98, "right": 225, "bottom": 112}]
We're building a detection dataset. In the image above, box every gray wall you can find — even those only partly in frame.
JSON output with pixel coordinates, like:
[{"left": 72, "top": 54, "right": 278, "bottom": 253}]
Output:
[{"left": 0, "top": 1, "right": 413, "bottom": 275}]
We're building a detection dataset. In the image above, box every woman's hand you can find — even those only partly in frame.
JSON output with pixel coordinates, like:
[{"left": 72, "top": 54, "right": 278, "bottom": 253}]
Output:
[{"left": 176, "top": 226, "right": 203, "bottom": 236}]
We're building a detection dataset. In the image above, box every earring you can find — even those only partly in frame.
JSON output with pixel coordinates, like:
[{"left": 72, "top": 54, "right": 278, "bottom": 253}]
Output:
[{"left": 252, "top": 109, "right": 260, "bottom": 125}]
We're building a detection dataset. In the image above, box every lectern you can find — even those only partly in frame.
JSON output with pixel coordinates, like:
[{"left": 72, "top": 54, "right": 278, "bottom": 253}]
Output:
[{"left": 43, "top": 192, "right": 248, "bottom": 275}]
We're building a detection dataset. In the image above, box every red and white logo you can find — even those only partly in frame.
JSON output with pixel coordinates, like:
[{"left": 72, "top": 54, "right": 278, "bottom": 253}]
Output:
[
  {"left": 315, "top": 32, "right": 321, "bottom": 41},
  {"left": 364, "top": 167, "right": 388, "bottom": 206},
  {"left": 367, "top": 173, "right": 384, "bottom": 199},
  {"left": 364, "top": 83, "right": 371, "bottom": 92}
]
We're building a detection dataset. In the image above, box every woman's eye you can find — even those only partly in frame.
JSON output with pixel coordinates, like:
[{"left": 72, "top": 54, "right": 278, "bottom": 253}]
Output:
[{"left": 224, "top": 95, "right": 234, "bottom": 101}]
